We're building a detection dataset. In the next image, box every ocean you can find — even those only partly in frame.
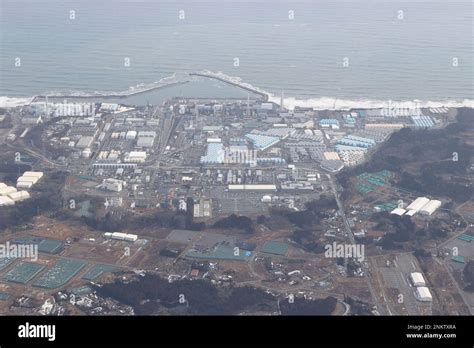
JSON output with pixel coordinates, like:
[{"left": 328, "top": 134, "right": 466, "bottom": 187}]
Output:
[{"left": 0, "top": 0, "right": 472, "bottom": 109}]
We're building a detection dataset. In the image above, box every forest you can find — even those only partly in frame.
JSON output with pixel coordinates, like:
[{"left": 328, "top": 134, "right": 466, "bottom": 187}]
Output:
[
  {"left": 337, "top": 108, "right": 474, "bottom": 203},
  {"left": 94, "top": 273, "right": 338, "bottom": 315}
]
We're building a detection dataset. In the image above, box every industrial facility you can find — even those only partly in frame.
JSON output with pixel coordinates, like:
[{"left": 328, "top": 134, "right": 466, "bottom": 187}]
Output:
[
  {"left": 391, "top": 197, "right": 442, "bottom": 217},
  {"left": 103, "top": 232, "right": 138, "bottom": 242}
]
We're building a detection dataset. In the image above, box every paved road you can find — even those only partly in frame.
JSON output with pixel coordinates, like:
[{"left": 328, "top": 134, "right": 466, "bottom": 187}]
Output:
[{"left": 327, "top": 173, "right": 387, "bottom": 315}]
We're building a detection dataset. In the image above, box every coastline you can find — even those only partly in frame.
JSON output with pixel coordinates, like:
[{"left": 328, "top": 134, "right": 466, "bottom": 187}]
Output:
[{"left": 0, "top": 71, "right": 473, "bottom": 110}]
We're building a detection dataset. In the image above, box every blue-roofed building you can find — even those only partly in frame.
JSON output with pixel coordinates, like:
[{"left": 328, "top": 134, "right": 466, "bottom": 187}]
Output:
[
  {"left": 344, "top": 116, "right": 356, "bottom": 126},
  {"left": 319, "top": 119, "right": 340, "bottom": 128},
  {"left": 337, "top": 135, "right": 376, "bottom": 148},
  {"left": 346, "top": 135, "right": 375, "bottom": 145},
  {"left": 335, "top": 144, "right": 368, "bottom": 152},
  {"left": 411, "top": 116, "right": 435, "bottom": 128},
  {"left": 351, "top": 109, "right": 367, "bottom": 117},
  {"left": 245, "top": 133, "right": 281, "bottom": 151},
  {"left": 200, "top": 142, "right": 225, "bottom": 164},
  {"left": 257, "top": 157, "right": 286, "bottom": 165}
]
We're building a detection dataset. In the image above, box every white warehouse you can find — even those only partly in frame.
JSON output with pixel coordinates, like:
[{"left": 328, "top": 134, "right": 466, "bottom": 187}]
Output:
[
  {"left": 406, "top": 197, "right": 430, "bottom": 212},
  {"left": 228, "top": 184, "right": 277, "bottom": 192},
  {"left": 390, "top": 208, "right": 406, "bottom": 216},
  {"left": 414, "top": 286, "right": 432, "bottom": 302},
  {"left": 420, "top": 200, "right": 442, "bottom": 216},
  {"left": 409, "top": 272, "right": 426, "bottom": 287},
  {"left": 125, "top": 151, "right": 147, "bottom": 163},
  {"left": 104, "top": 232, "right": 138, "bottom": 242}
]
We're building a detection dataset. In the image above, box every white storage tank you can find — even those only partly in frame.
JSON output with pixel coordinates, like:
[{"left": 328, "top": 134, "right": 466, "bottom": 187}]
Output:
[
  {"left": 261, "top": 195, "right": 272, "bottom": 203},
  {"left": 8, "top": 190, "right": 30, "bottom": 202},
  {"left": 18, "top": 177, "right": 39, "bottom": 186},
  {"left": 22, "top": 171, "right": 43, "bottom": 179},
  {"left": 0, "top": 196, "right": 15, "bottom": 206},
  {"left": 0, "top": 186, "right": 17, "bottom": 196},
  {"left": 17, "top": 181, "right": 33, "bottom": 189}
]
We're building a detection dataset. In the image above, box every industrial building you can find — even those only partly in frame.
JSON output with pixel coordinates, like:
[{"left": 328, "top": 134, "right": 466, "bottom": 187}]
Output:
[
  {"left": 93, "top": 163, "right": 137, "bottom": 169},
  {"left": 101, "top": 178, "right": 125, "bottom": 192},
  {"left": 126, "top": 130, "right": 137, "bottom": 140},
  {"left": 22, "top": 171, "right": 43, "bottom": 179},
  {"left": 200, "top": 141, "right": 225, "bottom": 164},
  {"left": 250, "top": 127, "right": 295, "bottom": 139},
  {"left": 0, "top": 185, "right": 17, "bottom": 196},
  {"left": 8, "top": 191, "right": 30, "bottom": 202},
  {"left": 193, "top": 199, "right": 212, "bottom": 218},
  {"left": 323, "top": 152, "right": 340, "bottom": 161},
  {"left": 244, "top": 133, "right": 281, "bottom": 151},
  {"left": 281, "top": 181, "right": 314, "bottom": 192},
  {"left": 319, "top": 119, "right": 340, "bottom": 129},
  {"left": 406, "top": 197, "right": 441, "bottom": 216},
  {"left": 257, "top": 157, "right": 285, "bottom": 165},
  {"left": 202, "top": 126, "right": 223, "bottom": 132},
  {"left": 409, "top": 272, "right": 426, "bottom": 287},
  {"left": 228, "top": 184, "right": 277, "bottom": 191},
  {"left": 124, "top": 151, "right": 147, "bottom": 163},
  {"left": 390, "top": 208, "right": 406, "bottom": 216},
  {"left": 136, "top": 131, "right": 156, "bottom": 148},
  {"left": 406, "top": 197, "right": 430, "bottom": 213},
  {"left": 419, "top": 200, "right": 442, "bottom": 216},
  {"left": 414, "top": 286, "right": 432, "bottom": 302},
  {"left": 365, "top": 123, "right": 405, "bottom": 130},
  {"left": 103, "top": 232, "right": 138, "bottom": 242},
  {"left": 76, "top": 136, "right": 95, "bottom": 149},
  {"left": 17, "top": 171, "right": 43, "bottom": 189},
  {"left": 0, "top": 196, "right": 15, "bottom": 206},
  {"left": 411, "top": 115, "right": 435, "bottom": 128},
  {"left": 100, "top": 103, "right": 120, "bottom": 112},
  {"left": 337, "top": 135, "right": 376, "bottom": 148}
]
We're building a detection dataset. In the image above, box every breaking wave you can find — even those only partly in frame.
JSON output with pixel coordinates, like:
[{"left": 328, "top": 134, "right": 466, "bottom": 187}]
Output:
[
  {"left": 267, "top": 95, "right": 474, "bottom": 111},
  {"left": 1, "top": 71, "right": 473, "bottom": 110}
]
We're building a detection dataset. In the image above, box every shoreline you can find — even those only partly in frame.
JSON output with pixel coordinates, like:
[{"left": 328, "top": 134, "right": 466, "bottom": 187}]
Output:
[{"left": 0, "top": 71, "right": 472, "bottom": 110}]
